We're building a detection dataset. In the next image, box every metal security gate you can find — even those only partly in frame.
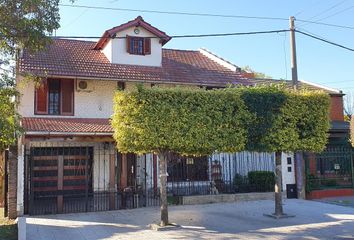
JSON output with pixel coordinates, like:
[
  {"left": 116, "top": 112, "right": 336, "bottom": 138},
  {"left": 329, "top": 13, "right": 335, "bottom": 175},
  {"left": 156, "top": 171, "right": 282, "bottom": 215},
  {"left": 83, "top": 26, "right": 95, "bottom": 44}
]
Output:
[
  {"left": 26, "top": 145, "right": 160, "bottom": 215},
  {"left": 28, "top": 146, "right": 93, "bottom": 215}
]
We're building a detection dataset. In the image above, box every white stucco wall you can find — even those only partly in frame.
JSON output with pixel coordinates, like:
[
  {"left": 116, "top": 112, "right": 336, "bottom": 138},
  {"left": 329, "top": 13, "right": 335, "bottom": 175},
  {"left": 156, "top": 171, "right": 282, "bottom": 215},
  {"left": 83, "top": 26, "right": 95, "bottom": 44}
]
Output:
[
  {"left": 102, "top": 26, "right": 162, "bottom": 67},
  {"left": 18, "top": 78, "right": 117, "bottom": 118},
  {"left": 281, "top": 152, "right": 296, "bottom": 190},
  {"left": 102, "top": 39, "right": 113, "bottom": 62}
]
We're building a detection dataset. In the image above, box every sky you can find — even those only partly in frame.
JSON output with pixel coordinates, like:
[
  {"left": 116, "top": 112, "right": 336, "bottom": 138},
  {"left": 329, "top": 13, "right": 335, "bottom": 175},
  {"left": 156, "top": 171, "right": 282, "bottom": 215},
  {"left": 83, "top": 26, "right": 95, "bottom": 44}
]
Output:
[{"left": 57, "top": 0, "right": 354, "bottom": 95}]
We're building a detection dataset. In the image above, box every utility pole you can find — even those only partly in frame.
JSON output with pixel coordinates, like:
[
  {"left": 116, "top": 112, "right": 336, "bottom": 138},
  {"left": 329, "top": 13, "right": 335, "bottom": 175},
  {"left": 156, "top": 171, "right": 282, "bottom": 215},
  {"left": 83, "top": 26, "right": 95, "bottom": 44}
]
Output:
[
  {"left": 290, "top": 16, "right": 298, "bottom": 90},
  {"left": 289, "top": 16, "right": 306, "bottom": 199}
]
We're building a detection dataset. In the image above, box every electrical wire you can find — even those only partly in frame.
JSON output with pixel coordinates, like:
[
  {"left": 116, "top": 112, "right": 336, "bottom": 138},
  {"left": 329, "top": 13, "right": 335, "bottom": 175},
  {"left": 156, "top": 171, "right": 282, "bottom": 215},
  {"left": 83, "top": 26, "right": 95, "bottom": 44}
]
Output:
[
  {"left": 59, "top": 4, "right": 289, "bottom": 21},
  {"left": 50, "top": 29, "right": 290, "bottom": 39},
  {"left": 295, "top": 19, "right": 354, "bottom": 30},
  {"left": 311, "top": 5, "right": 354, "bottom": 23},
  {"left": 299, "top": 0, "right": 348, "bottom": 23},
  {"left": 295, "top": 29, "right": 354, "bottom": 52},
  {"left": 59, "top": 3, "right": 354, "bottom": 31}
]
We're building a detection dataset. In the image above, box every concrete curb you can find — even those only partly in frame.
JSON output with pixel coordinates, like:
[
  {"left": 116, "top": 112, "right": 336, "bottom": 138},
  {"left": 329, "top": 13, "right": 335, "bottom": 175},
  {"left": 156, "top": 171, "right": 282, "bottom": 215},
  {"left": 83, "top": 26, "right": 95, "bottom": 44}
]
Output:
[
  {"left": 17, "top": 217, "right": 26, "bottom": 240},
  {"left": 181, "top": 192, "right": 283, "bottom": 205}
]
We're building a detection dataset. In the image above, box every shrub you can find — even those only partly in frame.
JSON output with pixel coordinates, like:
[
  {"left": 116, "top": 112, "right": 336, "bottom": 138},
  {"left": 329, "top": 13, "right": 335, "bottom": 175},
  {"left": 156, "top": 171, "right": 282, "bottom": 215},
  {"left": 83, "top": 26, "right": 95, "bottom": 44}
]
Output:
[
  {"left": 248, "top": 171, "right": 275, "bottom": 192},
  {"left": 233, "top": 174, "right": 247, "bottom": 187},
  {"left": 322, "top": 179, "right": 337, "bottom": 187},
  {"left": 306, "top": 174, "right": 320, "bottom": 193}
]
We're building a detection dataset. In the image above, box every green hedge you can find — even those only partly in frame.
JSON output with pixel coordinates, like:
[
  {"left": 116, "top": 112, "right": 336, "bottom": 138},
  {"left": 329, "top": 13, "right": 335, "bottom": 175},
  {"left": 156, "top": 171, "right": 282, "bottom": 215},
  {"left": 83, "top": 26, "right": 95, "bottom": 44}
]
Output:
[
  {"left": 112, "top": 84, "right": 330, "bottom": 155},
  {"left": 112, "top": 85, "right": 250, "bottom": 155},
  {"left": 248, "top": 171, "right": 275, "bottom": 191}
]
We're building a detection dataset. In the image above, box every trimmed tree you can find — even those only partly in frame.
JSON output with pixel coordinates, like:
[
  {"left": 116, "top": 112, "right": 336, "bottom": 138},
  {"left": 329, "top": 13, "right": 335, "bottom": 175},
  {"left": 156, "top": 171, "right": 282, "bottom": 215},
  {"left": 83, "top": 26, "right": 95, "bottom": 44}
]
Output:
[
  {"left": 112, "top": 85, "right": 250, "bottom": 226},
  {"left": 240, "top": 85, "right": 330, "bottom": 217},
  {"left": 112, "top": 84, "right": 330, "bottom": 224}
]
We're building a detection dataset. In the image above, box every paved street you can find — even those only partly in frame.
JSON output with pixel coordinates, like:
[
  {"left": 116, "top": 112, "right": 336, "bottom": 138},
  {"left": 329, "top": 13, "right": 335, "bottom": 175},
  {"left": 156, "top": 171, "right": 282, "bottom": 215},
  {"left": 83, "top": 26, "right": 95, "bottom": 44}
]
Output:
[{"left": 26, "top": 199, "right": 354, "bottom": 240}]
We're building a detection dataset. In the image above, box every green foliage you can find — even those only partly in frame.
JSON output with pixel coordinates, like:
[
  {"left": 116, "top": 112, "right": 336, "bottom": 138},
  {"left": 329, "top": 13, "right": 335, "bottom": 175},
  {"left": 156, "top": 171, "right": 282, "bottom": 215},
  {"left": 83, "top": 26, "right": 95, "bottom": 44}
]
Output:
[
  {"left": 0, "top": 0, "right": 73, "bottom": 150},
  {"left": 322, "top": 179, "right": 337, "bottom": 187},
  {"left": 112, "top": 85, "right": 331, "bottom": 156},
  {"left": 0, "top": 0, "right": 75, "bottom": 54},
  {"left": 233, "top": 174, "right": 246, "bottom": 186},
  {"left": 242, "top": 65, "right": 272, "bottom": 79},
  {"left": 239, "top": 85, "right": 330, "bottom": 152},
  {"left": 112, "top": 86, "right": 250, "bottom": 155},
  {"left": 248, "top": 171, "right": 275, "bottom": 191},
  {"left": 306, "top": 174, "right": 320, "bottom": 193},
  {"left": 0, "top": 88, "right": 22, "bottom": 151}
]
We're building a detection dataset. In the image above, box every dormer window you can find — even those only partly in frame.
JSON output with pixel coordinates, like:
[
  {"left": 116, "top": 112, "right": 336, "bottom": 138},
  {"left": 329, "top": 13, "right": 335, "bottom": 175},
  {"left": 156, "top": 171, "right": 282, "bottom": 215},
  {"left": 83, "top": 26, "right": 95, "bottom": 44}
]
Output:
[{"left": 126, "top": 36, "right": 151, "bottom": 55}]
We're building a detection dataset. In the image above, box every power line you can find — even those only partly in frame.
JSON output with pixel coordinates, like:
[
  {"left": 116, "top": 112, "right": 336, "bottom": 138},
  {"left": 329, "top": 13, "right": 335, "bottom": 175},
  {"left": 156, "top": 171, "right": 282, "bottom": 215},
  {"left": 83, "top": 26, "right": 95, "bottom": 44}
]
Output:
[
  {"left": 312, "top": 5, "right": 354, "bottom": 23},
  {"left": 294, "top": 0, "right": 324, "bottom": 17},
  {"left": 300, "top": 0, "right": 348, "bottom": 23},
  {"left": 59, "top": 4, "right": 289, "bottom": 21},
  {"left": 59, "top": 3, "right": 354, "bottom": 31},
  {"left": 51, "top": 29, "right": 290, "bottom": 39},
  {"left": 295, "top": 18, "right": 354, "bottom": 30},
  {"left": 295, "top": 29, "right": 354, "bottom": 52}
]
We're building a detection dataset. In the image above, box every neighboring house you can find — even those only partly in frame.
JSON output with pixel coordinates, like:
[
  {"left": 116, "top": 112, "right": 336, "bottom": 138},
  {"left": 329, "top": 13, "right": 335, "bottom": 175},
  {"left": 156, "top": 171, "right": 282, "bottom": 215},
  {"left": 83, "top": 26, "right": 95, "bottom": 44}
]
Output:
[{"left": 7, "top": 16, "right": 350, "bottom": 217}]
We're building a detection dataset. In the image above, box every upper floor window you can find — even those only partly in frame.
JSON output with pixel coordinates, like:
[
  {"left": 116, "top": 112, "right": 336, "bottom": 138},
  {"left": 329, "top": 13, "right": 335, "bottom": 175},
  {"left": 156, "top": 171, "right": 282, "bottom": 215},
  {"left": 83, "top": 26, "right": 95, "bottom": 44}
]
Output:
[
  {"left": 35, "top": 79, "right": 74, "bottom": 115},
  {"left": 48, "top": 79, "right": 60, "bottom": 114},
  {"left": 126, "top": 36, "right": 151, "bottom": 55},
  {"left": 117, "top": 81, "right": 125, "bottom": 90}
]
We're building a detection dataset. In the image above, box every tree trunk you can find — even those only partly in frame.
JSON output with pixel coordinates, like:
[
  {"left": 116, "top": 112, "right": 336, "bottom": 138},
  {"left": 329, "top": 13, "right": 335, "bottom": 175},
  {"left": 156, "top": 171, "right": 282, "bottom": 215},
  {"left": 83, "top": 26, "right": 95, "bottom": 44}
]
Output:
[
  {"left": 295, "top": 151, "right": 305, "bottom": 199},
  {"left": 274, "top": 151, "right": 283, "bottom": 216},
  {"left": 158, "top": 151, "right": 169, "bottom": 226}
]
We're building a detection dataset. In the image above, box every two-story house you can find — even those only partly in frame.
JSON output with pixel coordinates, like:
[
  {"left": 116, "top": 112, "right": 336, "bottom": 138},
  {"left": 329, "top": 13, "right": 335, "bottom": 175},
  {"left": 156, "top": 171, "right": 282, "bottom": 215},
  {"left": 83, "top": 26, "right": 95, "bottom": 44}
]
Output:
[{"left": 8, "top": 16, "right": 350, "bottom": 217}]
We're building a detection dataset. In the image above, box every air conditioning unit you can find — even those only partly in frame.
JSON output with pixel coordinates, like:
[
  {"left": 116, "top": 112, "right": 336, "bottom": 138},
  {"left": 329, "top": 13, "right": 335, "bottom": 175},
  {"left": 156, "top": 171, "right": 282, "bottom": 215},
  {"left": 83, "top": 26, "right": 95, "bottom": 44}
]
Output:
[{"left": 76, "top": 80, "right": 94, "bottom": 92}]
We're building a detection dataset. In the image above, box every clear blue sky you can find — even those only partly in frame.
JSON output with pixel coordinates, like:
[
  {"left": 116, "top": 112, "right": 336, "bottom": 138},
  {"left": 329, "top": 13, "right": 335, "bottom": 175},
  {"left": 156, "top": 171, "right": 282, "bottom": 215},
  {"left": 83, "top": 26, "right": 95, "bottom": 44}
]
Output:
[{"left": 57, "top": 0, "right": 354, "bottom": 95}]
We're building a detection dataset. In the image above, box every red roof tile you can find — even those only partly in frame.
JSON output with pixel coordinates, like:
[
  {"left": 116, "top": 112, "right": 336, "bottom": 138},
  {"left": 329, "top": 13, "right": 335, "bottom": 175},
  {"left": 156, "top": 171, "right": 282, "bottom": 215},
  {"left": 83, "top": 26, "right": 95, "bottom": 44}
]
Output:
[
  {"left": 22, "top": 117, "right": 113, "bottom": 134},
  {"left": 19, "top": 39, "right": 251, "bottom": 87}
]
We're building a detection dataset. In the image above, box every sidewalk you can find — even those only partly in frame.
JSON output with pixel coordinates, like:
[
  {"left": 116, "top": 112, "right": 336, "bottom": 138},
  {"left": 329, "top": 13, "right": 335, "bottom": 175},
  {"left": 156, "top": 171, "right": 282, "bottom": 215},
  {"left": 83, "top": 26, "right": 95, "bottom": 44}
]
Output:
[
  {"left": 26, "top": 199, "right": 354, "bottom": 240},
  {"left": 315, "top": 196, "right": 354, "bottom": 208}
]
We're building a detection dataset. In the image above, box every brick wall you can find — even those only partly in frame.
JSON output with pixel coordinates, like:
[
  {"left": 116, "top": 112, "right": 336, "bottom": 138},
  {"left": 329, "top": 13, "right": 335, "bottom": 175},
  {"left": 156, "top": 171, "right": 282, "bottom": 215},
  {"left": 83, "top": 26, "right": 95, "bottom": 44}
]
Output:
[
  {"left": 330, "top": 95, "right": 344, "bottom": 121},
  {"left": 7, "top": 146, "right": 17, "bottom": 219}
]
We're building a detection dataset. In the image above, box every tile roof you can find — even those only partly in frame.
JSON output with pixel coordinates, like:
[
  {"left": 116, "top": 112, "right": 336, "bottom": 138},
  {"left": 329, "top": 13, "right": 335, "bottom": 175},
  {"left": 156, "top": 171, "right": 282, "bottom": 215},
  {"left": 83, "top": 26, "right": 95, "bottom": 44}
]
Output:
[
  {"left": 247, "top": 78, "right": 342, "bottom": 95},
  {"left": 22, "top": 117, "right": 113, "bottom": 134},
  {"left": 19, "top": 39, "right": 251, "bottom": 87}
]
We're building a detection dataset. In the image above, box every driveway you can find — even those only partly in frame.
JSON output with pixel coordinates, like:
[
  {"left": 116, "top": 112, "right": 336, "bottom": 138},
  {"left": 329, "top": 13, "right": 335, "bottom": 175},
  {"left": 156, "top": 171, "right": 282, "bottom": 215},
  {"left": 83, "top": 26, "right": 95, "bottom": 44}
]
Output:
[{"left": 26, "top": 199, "right": 354, "bottom": 240}]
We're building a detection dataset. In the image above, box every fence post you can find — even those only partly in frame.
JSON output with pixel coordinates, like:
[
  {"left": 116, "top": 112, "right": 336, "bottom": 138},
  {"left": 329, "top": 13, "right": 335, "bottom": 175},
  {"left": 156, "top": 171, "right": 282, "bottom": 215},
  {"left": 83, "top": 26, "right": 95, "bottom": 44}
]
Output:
[
  {"left": 109, "top": 152, "right": 116, "bottom": 210},
  {"left": 85, "top": 147, "right": 89, "bottom": 212},
  {"left": 57, "top": 155, "right": 64, "bottom": 213},
  {"left": 7, "top": 147, "right": 17, "bottom": 219}
]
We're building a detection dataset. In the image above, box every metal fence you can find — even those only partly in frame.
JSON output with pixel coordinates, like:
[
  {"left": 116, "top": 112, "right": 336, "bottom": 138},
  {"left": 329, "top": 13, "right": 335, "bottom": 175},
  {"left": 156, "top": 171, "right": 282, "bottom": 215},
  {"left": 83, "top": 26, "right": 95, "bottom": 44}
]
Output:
[
  {"left": 167, "top": 152, "right": 275, "bottom": 196},
  {"left": 25, "top": 142, "right": 160, "bottom": 215},
  {"left": 305, "top": 145, "right": 354, "bottom": 191},
  {"left": 25, "top": 141, "right": 277, "bottom": 215},
  {"left": 28, "top": 190, "right": 160, "bottom": 215}
]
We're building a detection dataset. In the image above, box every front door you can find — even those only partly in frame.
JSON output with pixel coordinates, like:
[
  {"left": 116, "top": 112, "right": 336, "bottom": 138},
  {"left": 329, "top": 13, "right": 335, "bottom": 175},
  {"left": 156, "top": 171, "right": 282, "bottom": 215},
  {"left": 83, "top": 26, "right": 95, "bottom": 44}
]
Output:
[
  {"left": 118, "top": 152, "right": 137, "bottom": 190},
  {"left": 126, "top": 153, "right": 136, "bottom": 188}
]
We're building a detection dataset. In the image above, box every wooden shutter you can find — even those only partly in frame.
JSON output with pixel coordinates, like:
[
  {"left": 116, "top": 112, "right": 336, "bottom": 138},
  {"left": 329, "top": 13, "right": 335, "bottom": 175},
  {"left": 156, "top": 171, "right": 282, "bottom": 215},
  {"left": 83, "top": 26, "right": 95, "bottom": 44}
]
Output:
[
  {"left": 126, "top": 35, "right": 131, "bottom": 53},
  {"left": 60, "top": 79, "right": 74, "bottom": 115},
  {"left": 144, "top": 38, "right": 151, "bottom": 55},
  {"left": 35, "top": 80, "right": 48, "bottom": 114}
]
